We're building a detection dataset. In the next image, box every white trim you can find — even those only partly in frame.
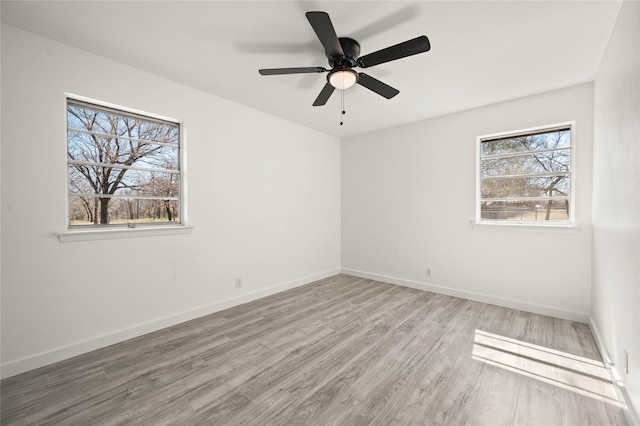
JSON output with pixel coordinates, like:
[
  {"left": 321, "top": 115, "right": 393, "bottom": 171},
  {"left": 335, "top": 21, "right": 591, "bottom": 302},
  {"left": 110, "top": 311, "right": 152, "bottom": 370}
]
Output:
[
  {"left": 480, "top": 171, "right": 570, "bottom": 181},
  {"left": 66, "top": 93, "right": 181, "bottom": 124},
  {"left": 589, "top": 317, "right": 640, "bottom": 425},
  {"left": 482, "top": 145, "right": 569, "bottom": 160},
  {"left": 0, "top": 268, "right": 342, "bottom": 379},
  {"left": 470, "top": 220, "right": 583, "bottom": 232},
  {"left": 58, "top": 225, "right": 194, "bottom": 242},
  {"left": 179, "top": 124, "right": 189, "bottom": 226},
  {"left": 67, "top": 159, "right": 179, "bottom": 175},
  {"left": 68, "top": 126, "right": 179, "bottom": 148},
  {"left": 341, "top": 268, "right": 589, "bottom": 323},
  {"left": 68, "top": 193, "right": 179, "bottom": 201},
  {"left": 480, "top": 196, "right": 570, "bottom": 202},
  {"left": 479, "top": 121, "right": 574, "bottom": 143}
]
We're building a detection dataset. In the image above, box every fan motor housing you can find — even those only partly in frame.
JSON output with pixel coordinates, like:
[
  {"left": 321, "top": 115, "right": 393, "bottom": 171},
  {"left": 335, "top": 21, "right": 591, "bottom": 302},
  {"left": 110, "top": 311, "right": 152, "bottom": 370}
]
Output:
[{"left": 329, "top": 37, "right": 361, "bottom": 68}]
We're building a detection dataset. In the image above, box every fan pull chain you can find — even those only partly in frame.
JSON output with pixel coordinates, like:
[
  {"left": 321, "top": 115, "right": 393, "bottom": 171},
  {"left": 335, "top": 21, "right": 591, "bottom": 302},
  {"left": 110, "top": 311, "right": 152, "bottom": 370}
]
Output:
[{"left": 340, "top": 88, "right": 346, "bottom": 126}]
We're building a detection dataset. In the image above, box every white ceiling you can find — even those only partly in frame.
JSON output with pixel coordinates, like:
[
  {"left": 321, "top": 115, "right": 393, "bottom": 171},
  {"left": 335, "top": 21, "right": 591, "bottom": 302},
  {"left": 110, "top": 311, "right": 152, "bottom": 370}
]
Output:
[{"left": 1, "top": 1, "right": 622, "bottom": 138}]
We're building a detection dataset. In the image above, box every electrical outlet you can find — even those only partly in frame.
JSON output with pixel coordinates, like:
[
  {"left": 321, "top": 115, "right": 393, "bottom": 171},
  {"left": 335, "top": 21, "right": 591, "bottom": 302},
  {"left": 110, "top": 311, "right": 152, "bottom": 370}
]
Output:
[
  {"left": 425, "top": 267, "right": 432, "bottom": 278},
  {"left": 235, "top": 278, "right": 242, "bottom": 289},
  {"left": 624, "top": 349, "right": 629, "bottom": 374}
]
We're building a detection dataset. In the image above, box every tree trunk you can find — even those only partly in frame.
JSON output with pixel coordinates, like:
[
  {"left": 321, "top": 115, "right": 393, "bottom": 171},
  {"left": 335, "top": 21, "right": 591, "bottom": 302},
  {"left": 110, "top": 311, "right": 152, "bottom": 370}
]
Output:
[
  {"left": 81, "top": 198, "right": 93, "bottom": 223},
  {"left": 165, "top": 200, "right": 173, "bottom": 221},
  {"left": 99, "top": 198, "right": 109, "bottom": 224},
  {"left": 544, "top": 177, "right": 564, "bottom": 221},
  {"left": 545, "top": 201, "right": 552, "bottom": 220},
  {"left": 93, "top": 198, "right": 99, "bottom": 224}
]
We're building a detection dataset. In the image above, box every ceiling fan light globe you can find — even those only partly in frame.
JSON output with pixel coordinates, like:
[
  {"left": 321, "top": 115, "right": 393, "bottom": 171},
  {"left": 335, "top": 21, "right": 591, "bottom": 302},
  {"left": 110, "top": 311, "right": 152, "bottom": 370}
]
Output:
[{"left": 329, "top": 69, "right": 358, "bottom": 90}]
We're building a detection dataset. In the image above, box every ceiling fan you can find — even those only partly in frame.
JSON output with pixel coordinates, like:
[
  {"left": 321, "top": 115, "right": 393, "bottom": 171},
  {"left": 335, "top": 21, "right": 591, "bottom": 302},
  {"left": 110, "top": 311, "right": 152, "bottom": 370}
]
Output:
[{"left": 258, "top": 11, "right": 431, "bottom": 106}]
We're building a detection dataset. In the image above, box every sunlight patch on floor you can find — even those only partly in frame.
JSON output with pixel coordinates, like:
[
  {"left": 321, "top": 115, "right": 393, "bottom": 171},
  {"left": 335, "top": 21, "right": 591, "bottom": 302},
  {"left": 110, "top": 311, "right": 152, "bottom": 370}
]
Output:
[{"left": 471, "top": 329, "right": 625, "bottom": 408}]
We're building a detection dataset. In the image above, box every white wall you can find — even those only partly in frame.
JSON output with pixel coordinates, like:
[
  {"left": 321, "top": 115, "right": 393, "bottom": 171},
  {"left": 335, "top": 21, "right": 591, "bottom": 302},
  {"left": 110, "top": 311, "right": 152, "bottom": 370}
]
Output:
[
  {"left": 342, "top": 84, "right": 594, "bottom": 321},
  {"left": 592, "top": 0, "right": 640, "bottom": 419},
  {"left": 0, "top": 25, "right": 341, "bottom": 378}
]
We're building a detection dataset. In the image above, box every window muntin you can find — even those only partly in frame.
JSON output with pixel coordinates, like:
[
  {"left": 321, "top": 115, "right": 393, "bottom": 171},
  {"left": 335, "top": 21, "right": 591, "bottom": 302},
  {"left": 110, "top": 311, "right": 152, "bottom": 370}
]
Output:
[
  {"left": 478, "top": 125, "right": 573, "bottom": 224},
  {"left": 67, "top": 99, "right": 181, "bottom": 227}
]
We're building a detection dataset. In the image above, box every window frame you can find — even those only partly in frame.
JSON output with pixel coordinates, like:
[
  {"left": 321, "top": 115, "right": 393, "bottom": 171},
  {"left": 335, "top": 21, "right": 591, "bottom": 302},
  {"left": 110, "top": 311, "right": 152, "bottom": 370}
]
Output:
[
  {"left": 60, "top": 95, "right": 190, "bottom": 241},
  {"left": 476, "top": 122, "right": 576, "bottom": 227}
]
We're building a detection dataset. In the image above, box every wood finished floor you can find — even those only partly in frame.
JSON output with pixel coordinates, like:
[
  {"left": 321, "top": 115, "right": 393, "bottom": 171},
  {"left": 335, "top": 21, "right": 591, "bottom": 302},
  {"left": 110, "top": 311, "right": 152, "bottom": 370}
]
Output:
[{"left": 1, "top": 274, "right": 628, "bottom": 425}]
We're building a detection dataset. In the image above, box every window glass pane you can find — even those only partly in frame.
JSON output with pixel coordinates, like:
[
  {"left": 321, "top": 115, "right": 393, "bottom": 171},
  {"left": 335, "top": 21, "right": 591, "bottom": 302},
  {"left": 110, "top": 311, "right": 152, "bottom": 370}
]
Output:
[
  {"left": 69, "top": 195, "right": 180, "bottom": 226},
  {"left": 481, "top": 175, "right": 570, "bottom": 199},
  {"left": 481, "top": 129, "right": 570, "bottom": 157},
  {"left": 481, "top": 200, "right": 570, "bottom": 222},
  {"left": 67, "top": 104, "right": 179, "bottom": 145},
  {"left": 67, "top": 99, "right": 181, "bottom": 227},
  {"left": 68, "top": 131, "right": 178, "bottom": 171},
  {"left": 478, "top": 125, "right": 572, "bottom": 224},
  {"left": 69, "top": 167, "right": 179, "bottom": 198},
  {"left": 480, "top": 149, "right": 570, "bottom": 178}
]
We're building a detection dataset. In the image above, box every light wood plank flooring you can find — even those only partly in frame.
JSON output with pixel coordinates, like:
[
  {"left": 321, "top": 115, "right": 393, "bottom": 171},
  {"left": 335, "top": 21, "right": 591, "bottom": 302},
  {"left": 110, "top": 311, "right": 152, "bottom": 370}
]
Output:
[{"left": 1, "top": 274, "right": 628, "bottom": 425}]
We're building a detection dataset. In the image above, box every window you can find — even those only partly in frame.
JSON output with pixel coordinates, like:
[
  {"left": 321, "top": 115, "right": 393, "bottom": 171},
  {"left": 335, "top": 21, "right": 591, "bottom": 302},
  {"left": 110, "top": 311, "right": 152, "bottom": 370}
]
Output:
[
  {"left": 67, "top": 99, "right": 182, "bottom": 228},
  {"left": 477, "top": 123, "right": 573, "bottom": 224}
]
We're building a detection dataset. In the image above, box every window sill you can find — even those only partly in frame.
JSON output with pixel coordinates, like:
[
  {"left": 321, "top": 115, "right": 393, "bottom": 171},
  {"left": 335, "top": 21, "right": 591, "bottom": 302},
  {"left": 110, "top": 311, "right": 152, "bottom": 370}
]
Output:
[
  {"left": 58, "top": 225, "right": 193, "bottom": 242},
  {"left": 471, "top": 221, "right": 582, "bottom": 232}
]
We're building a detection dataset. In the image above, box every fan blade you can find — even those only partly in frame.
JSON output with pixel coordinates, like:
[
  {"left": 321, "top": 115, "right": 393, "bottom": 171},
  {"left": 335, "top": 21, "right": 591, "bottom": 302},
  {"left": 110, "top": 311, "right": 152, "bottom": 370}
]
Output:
[
  {"left": 259, "top": 67, "right": 327, "bottom": 76},
  {"left": 313, "top": 82, "right": 335, "bottom": 106},
  {"left": 358, "top": 36, "right": 430, "bottom": 68},
  {"left": 306, "top": 11, "right": 344, "bottom": 58},
  {"left": 357, "top": 73, "right": 399, "bottom": 99}
]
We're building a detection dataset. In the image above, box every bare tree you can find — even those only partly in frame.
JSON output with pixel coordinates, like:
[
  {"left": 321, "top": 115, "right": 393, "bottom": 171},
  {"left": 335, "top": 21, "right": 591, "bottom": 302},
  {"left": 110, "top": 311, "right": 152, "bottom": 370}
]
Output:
[
  {"left": 480, "top": 129, "right": 570, "bottom": 221},
  {"left": 67, "top": 104, "right": 178, "bottom": 224}
]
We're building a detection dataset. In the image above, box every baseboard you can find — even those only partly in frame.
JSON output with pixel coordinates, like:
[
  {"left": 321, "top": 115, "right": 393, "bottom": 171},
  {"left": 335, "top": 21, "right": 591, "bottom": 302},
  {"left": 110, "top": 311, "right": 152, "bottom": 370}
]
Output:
[
  {"left": 589, "top": 317, "right": 640, "bottom": 425},
  {"left": 0, "top": 268, "right": 341, "bottom": 380},
  {"left": 341, "top": 268, "right": 589, "bottom": 323}
]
